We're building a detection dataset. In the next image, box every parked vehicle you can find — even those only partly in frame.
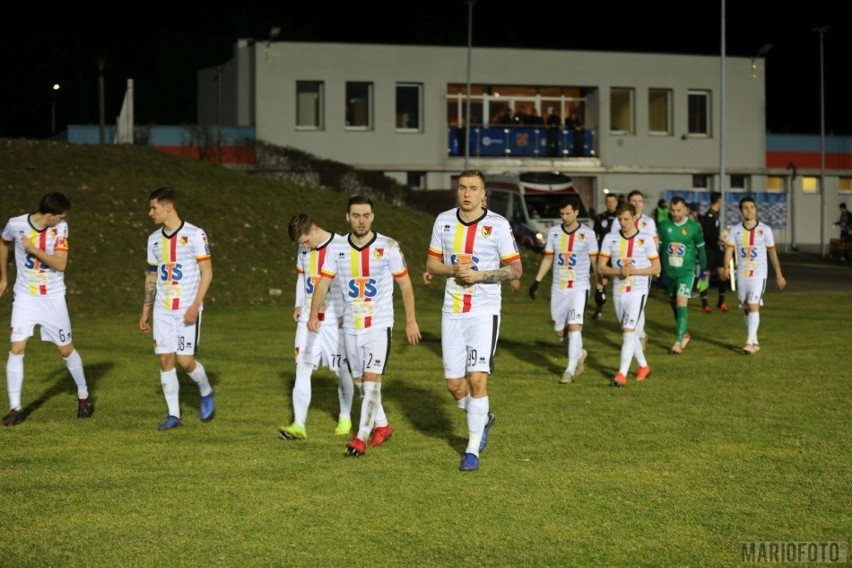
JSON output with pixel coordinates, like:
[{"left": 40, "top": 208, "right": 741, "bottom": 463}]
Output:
[{"left": 484, "top": 172, "right": 590, "bottom": 251}]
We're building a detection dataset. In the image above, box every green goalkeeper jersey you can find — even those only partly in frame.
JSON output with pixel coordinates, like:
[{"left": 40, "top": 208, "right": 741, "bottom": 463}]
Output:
[{"left": 657, "top": 217, "right": 707, "bottom": 277}]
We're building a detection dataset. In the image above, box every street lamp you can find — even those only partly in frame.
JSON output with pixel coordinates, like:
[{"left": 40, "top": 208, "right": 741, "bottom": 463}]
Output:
[
  {"left": 51, "top": 83, "right": 60, "bottom": 135},
  {"left": 812, "top": 26, "right": 829, "bottom": 256}
]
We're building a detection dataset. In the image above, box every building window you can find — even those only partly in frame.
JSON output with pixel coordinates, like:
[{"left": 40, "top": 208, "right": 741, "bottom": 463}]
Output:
[
  {"left": 838, "top": 176, "right": 852, "bottom": 193},
  {"left": 767, "top": 176, "right": 784, "bottom": 192},
  {"left": 648, "top": 88, "right": 672, "bottom": 135},
  {"left": 802, "top": 176, "right": 819, "bottom": 194},
  {"left": 406, "top": 171, "right": 425, "bottom": 189},
  {"left": 396, "top": 83, "right": 422, "bottom": 132},
  {"left": 346, "top": 82, "right": 373, "bottom": 129},
  {"left": 610, "top": 87, "right": 634, "bottom": 134},
  {"left": 730, "top": 174, "right": 749, "bottom": 190},
  {"left": 687, "top": 90, "right": 710, "bottom": 136},
  {"left": 296, "top": 81, "right": 323, "bottom": 129},
  {"left": 692, "top": 174, "right": 712, "bottom": 189}
]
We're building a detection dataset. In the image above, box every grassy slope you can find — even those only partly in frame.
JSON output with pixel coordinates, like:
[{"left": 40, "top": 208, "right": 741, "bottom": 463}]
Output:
[{"left": 0, "top": 139, "right": 448, "bottom": 318}]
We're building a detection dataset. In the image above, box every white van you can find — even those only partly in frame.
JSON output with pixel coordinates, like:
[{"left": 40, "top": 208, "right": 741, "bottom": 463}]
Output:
[{"left": 484, "top": 172, "right": 590, "bottom": 251}]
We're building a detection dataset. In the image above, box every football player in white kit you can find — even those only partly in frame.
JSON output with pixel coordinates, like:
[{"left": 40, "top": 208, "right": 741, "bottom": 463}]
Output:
[
  {"left": 0, "top": 192, "right": 93, "bottom": 425},
  {"left": 528, "top": 198, "right": 598, "bottom": 384},
  {"left": 426, "top": 170, "right": 523, "bottom": 472},
  {"left": 598, "top": 202, "right": 661, "bottom": 387},
  {"left": 722, "top": 195, "right": 787, "bottom": 354},
  {"left": 140, "top": 187, "right": 215, "bottom": 430},
  {"left": 278, "top": 213, "right": 357, "bottom": 441},
  {"left": 308, "top": 195, "right": 420, "bottom": 457}
]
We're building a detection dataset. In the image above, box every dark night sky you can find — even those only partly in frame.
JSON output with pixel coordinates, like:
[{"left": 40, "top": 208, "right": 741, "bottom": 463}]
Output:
[{"left": 2, "top": 3, "right": 848, "bottom": 139}]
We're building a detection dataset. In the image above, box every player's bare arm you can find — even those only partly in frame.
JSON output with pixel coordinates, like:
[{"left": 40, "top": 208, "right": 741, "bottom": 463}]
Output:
[
  {"left": 185, "top": 259, "right": 213, "bottom": 325},
  {"left": 533, "top": 254, "right": 554, "bottom": 284},
  {"left": 140, "top": 271, "right": 157, "bottom": 332},
  {"left": 0, "top": 238, "right": 9, "bottom": 297},
  {"left": 462, "top": 260, "right": 522, "bottom": 284},
  {"left": 768, "top": 249, "right": 787, "bottom": 290},
  {"left": 396, "top": 274, "right": 421, "bottom": 345},
  {"left": 21, "top": 236, "right": 68, "bottom": 272},
  {"left": 307, "top": 276, "right": 332, "bottom": 333},
  {"left": 596, "top": 255, "right": 618, "bottom": 278},
  {"left": 426, "top": 255, "right": 455, "bottom": 278}
]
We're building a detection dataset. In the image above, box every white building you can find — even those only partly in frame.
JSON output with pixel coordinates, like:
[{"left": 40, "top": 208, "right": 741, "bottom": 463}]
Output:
[{"left": 199, "top": 40, "right": 852, "bottom": 253}]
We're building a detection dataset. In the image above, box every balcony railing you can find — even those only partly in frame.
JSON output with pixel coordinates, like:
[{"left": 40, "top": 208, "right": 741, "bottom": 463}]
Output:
[{"left": 448, "top": 126, "right": 595, "bottom": 158}]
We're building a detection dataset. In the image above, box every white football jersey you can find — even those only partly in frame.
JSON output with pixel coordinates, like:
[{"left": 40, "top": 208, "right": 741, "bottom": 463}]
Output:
[
  {"left": 726, "top": 221, "right": 776, "bottom": 280},
  {"left": 599, "top": 231, "right": 658, "bottom": 295},
  {"left": 146, "top": 221, "right": 211, "bottom": 312},
  {"left": 2, "top": 213, "right": 68, "bottom": 298},
  {"left": 320, "top": 232, "right": 409, "bottom": 333},
  {"left": 543, "top": 223, "right": 598, "bottom": 293},
  {"left": 295, "top": 233, "right": 345, "bottom": 323},
  {"left": 428, "top": 208, "right": 520, "bottom": 317}
]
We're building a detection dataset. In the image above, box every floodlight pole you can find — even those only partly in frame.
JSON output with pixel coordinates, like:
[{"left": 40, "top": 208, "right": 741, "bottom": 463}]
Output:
[
  {"left": 464, "top": 0, "right": 475, "bottom": 170},
  {"left": 98, "top": 57, "right": 106, "bottom": 145},
  {"left": 812, "top": 26, "right": 829, "bottom": 256}
]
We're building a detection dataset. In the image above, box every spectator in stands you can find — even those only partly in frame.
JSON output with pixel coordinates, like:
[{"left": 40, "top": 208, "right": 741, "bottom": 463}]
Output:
[
  {"left": 545, "top": 107, "right": 561, "bottom": 157},
  {"left": 492, "top": 107, "right": 513, "bottom": 126},
  {"left": 525, "top": 108, "right": 544, "bottom": 126}
]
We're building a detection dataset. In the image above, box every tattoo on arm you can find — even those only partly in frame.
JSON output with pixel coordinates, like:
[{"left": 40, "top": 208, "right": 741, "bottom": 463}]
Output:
[
  {"left": 144, "top": 275, "right": 156, "bottom": 305},
  {"left": 479, "top": 266, "right": 516, "bottom": 283}
]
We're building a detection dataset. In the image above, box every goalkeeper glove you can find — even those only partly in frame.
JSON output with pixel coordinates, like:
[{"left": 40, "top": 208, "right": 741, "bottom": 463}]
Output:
[
  {"left": 528, "top": 280, "right": 540, "bottom": 300},
  {"left": 696, "top": 270, "right": 710, "bottom": 292},
  {"left": 595, "top": 288, "right": 606, "bottom": 306}
]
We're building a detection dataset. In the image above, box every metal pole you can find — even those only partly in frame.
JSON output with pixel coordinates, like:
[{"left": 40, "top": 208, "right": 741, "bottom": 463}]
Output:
[
  {"left": 719, "top": 0, "right": 726, "bottom": 227},
  {"left": 464, "top": 0, "right": 474, "bottom": 170},
  {"left": 98, "top": 58, "right": 106, "bottom": 145},
  {"left": 51, "top": 84, "right": 60, "bottom": 135},
  {"left": 812, "top": 26, "right": 829, "bottom": 256}
]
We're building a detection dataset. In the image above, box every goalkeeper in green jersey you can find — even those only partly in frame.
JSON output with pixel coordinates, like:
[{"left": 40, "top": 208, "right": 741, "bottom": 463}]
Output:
[{"left": 657, "top": 196, "right": 708, "bottom": 354}]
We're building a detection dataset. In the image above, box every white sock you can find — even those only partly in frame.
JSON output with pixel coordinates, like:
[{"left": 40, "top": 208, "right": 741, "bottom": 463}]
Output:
[
  {"left": 356, "top": 381, "right": 382, "bottom": 441},
  {"left": 465, "top": 396, "right": 489, "bottom": 456},
  {"left": 747, "top": 312, "right": 760, "bottom": 344},
  {"left": 566, "top": 330, "right": 582, "bottom": 373},
  {"left": 160, "top": 368, "right": 181, "bottom": 418},
  {"left": 187, "top": 360, "right": 212, "bottom": 397},
  {"left": 291, "top": 362, "right": 313, "bottom": 426},
  {"left": 6, "top": 352, "right": 24, "bottom": 411},
  {"left": 619, "top": 333, "right": 635, "bottom": 375},
  {"left": 337, "top": 365, "right": 354, "bottom": 422},
  {"left": 632, "top": 333, "right": 648, "bottom": 367},
  {"left": 457, "top": 393, "right": 470, "bottom": 411},
  {"left": 63, "top": 349, "right": 89, "bottom": 399}
]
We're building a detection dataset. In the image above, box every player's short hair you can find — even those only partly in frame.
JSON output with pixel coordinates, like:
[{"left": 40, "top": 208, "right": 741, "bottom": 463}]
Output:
[
  {"left": 710, "top": 191, "right": 723, "bottom": 205},
  {"left": 615, "top": 202, "right": 636, "bottom": 217},
  {"left": 558, "top": 197, "right": 580, "bottom": 211},
  {"left": 739, "top": 195, "right": 756, "bottom": 210},
  {"left": 670, "top": 196, "right": 687, "bottom": 208},
  {"left": 458, "top": 169, "right": 486, "bottom": 188},
  {"left": 149, "top": 186, "right": 177, "bottom": 204},
  {"left": 288, "top": 213, "right": 314, "bottom": 242},
  {"left": 626, "top": 189, "right": 645, "bottom": 201},
  {"left": 37, "top": 192, "right": 71, "bottom": 215},
  {"left": 347, "top": 194, "right": 373, "bottom": 212}
]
